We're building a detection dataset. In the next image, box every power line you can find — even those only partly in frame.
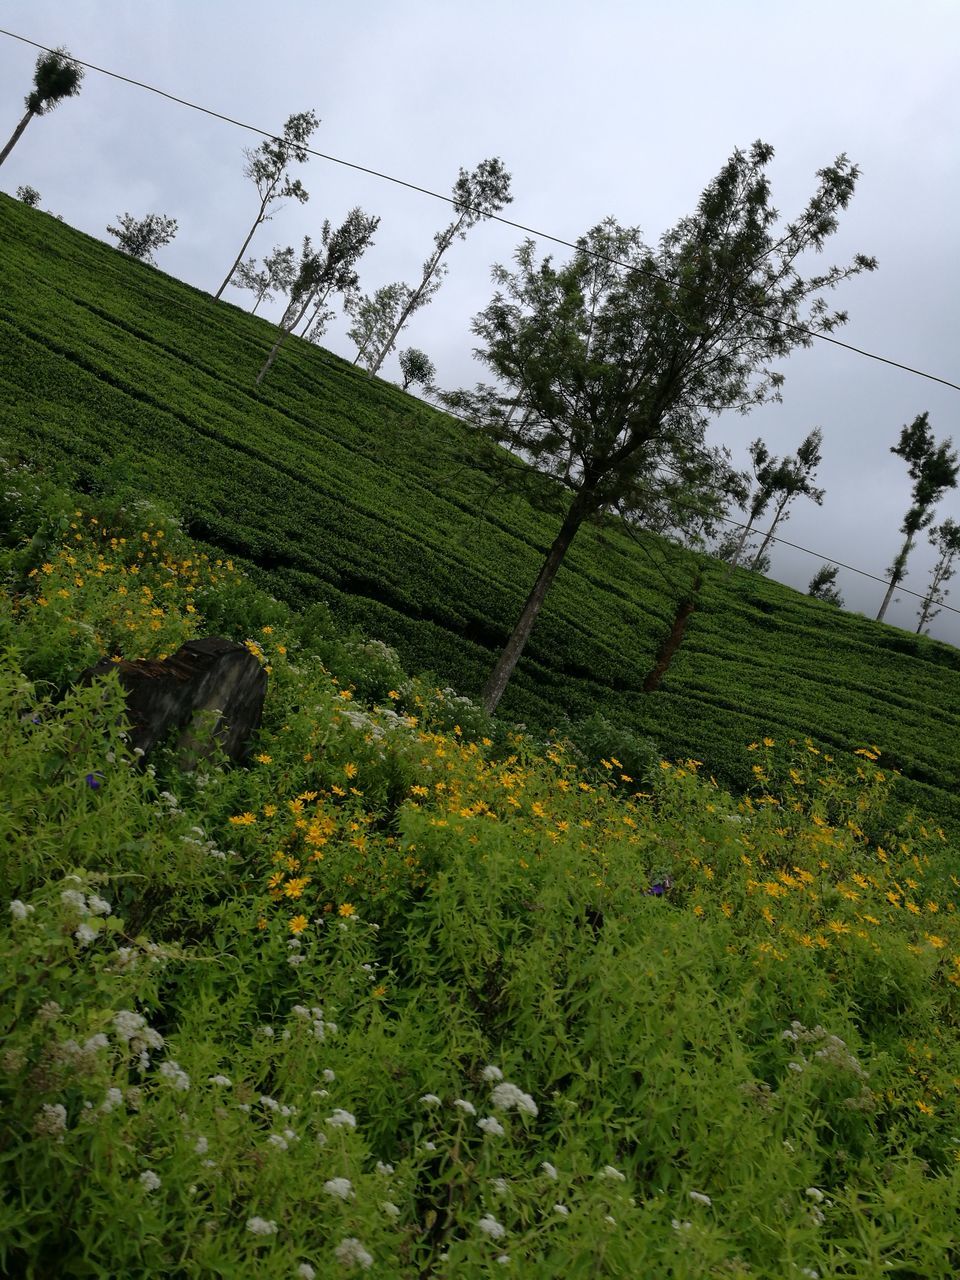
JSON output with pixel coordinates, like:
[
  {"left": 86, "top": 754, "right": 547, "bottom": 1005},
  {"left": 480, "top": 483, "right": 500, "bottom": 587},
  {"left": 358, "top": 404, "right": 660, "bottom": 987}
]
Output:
[{"left": 2, "top": 26, "right": 959, "bottom": 395}]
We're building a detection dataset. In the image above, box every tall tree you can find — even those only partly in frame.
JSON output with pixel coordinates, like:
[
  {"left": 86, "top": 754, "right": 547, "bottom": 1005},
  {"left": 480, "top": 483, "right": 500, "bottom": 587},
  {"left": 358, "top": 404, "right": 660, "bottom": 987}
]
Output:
[
  {"left": 214, "top": 111, "right": 319, "bottom": 300},
  {"left": 0, "top": 46, "right": 84, "bottom": 168},
  {"left": 876, "top": 413, "right": 959, "bottom": 622},
  {"left": 365, "top": 157, "right": 513, "bottom": 378},
  {"left": 448, "top": 142, "right": 875, "bottom": 715},
  {"left": 233, "top": 244, "right": 296, "bottom": 314},
  {"left": 723, "top": 437, "right": 784, "bottom": 575},
  {"left": 916, "top": 518, "right": 960, "bottom": 634},
  {"left": 749, "top": 429, "right": 825, "bottom": 570},
  {"left": 255, "top": 208, "right": 380, "bottom": 385}
]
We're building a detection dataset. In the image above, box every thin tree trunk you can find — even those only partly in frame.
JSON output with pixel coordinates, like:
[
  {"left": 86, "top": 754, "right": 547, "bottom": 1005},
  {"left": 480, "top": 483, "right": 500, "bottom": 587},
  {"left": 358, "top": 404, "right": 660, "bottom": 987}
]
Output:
[
  {"left": 366, "top": 221, "right": 461, "bottom": 378},
  {"left": 876, "top": 575, "right": 899, "bottom": 623},
  {"left": 255, "top": 288, "right": 315, "bottom": 385},
  {"left": 0, "top": 107, "right": 35, "bottom": 168},
  {"left": 482, "top": 492, "right": 592, "bottom": 716},
  {"left": 723, "top": 514, "right": 755, "bottom": 576},
  {"left": 298, "top": 285, "right": 332, "bottom": 336},
  {"left": 877, "top": 535, "right": 912, "bottom": 622},
  {"left": 916, "top": 552, "right": 952, "bottom": 632},
  {"left": 214, "top": 189, "right": 273, "bottom": 299},
  {"left": 750, "top": 496, "right": 789, "bottom": 570}
]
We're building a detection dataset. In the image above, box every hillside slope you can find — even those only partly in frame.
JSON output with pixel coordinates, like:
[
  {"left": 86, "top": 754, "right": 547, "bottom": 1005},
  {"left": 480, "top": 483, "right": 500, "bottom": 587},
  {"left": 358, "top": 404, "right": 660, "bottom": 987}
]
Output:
[{"left": 1, "top": 192, "right": 958, "bottom": 828}]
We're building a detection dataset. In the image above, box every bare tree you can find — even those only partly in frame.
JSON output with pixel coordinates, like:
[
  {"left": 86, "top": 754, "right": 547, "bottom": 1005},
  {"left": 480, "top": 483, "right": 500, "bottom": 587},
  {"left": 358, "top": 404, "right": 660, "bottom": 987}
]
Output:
[{"left": 214, "top": 111, "right": 319, "bottom": 299}]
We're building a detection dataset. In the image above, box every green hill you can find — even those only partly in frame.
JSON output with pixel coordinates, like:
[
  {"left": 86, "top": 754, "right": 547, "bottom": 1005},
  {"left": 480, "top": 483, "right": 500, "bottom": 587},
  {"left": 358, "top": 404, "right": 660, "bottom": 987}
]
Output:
[{"left": 2, "top": 192, "right": 958, "bottom": 829}]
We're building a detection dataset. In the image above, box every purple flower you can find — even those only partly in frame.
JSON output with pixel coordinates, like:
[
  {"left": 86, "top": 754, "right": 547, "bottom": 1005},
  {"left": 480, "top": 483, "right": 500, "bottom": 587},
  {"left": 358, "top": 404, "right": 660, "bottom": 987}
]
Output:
[
  {"left": 646, "top": 875, "right": 673, "bottom": 896},
  {"left": 85, "top": 773, "right": 104, "bottom": 790}
]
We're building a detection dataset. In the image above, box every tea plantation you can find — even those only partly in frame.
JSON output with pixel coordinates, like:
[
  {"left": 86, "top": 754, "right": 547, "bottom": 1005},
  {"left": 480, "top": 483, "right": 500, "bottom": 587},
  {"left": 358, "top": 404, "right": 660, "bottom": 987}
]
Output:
[{"left": 2, "top": 191, "right": 958, "bottom": 829}]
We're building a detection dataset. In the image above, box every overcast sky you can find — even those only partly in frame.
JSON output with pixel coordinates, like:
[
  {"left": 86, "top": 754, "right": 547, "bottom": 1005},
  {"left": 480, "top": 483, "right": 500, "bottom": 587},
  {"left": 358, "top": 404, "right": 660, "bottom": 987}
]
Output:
[{"left": 2, "top": 1, "right": 959, "bottom": 642}]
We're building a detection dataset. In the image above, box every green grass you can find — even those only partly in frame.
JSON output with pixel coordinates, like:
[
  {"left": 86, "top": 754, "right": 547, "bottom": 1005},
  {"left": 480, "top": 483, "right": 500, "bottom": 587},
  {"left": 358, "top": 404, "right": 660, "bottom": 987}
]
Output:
[
  {"left": 2, "top": 191, "right": 959, "bottom": 835},
  {"left": 4, "top": 472, "right": 960, "bottom": 1278}
]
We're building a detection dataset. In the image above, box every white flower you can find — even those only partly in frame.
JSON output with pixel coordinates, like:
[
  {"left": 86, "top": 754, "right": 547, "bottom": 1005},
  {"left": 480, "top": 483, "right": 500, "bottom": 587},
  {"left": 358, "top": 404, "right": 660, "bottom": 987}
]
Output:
[
  {"left": 246, "top": 1217, "right": 277, "bottom": 1236},
  {"left": 84, "top": 1034, "right": 109, "bottom": 1051},
  {"left": 478, "top": 1213, "right": 506, "bottom": 1240},
  {"left": 260, "top": 1025, "right": 274, "bottom": 1038},
  {"left": 554, "top": 1203, "right": 569, "bottom": 1216},
  {"left": 87, "top": 894, "right": 112, "bottom": 916},
  {"left": 297, "top": 1266, "right": 316, "bottom": 1280},
  {"left": 324, "top": 1177, "right": 354, "bottom": 1200},
  {"left": 788, "top": 1061, "right": 805, "bottom": 1073},
  {"left": 671, "top": 1218, "right": 692, "bottom": 1231},
  {"left": 283, "top": 1128, "right": 298, "bottom": 1142},
  {"left": 61, "top": 889, "right": 86, "bottom": 911},
  {"left": 194, "top": 1135, "right": 209, "bottom": 1155},
  {"left": 421, "top": 1140, "right": 437, "bottom": 1151},
  {"left": 600, "top": 1165, "right": 626, "bottom": 1182},
  {"left": 541, "top": 1161, "right": 558, "bottom": 1180},
  {"left": 482, "top": 1064, "right": 504, "bottom": 1082},
  {"left": 237, "top": 1103, "right": 251, "bottom": 1113},
  {"left": 800, "top": 1271, "right": 820, "bottom": 1279},
  {"left": 490, "top": 1177, "right": 509, "bottom": 1194},
  {"left": 268, "top": 1134, "right": 289, "bottom": 1150},
  {"left": 604, "top": 1215, "right": 617, "bottom": 1226},
  {"left": 419, "top": 1093, "right": 441, "bottom": 1106},
  {"left": 490, "top": 1082, "right": 537, "bottom": 1116},
  {"left": 496, "top": 1256, "right": 510, "bottom": 1265},
  {"left": 101, "top": 1088, "right": 124, "bottom": 1113},
  {"left": 805, "top": 1187, "right": 825, "bottom": 1203},
  {"left": 454, "top": 1098, "right": 476, "bottom": 1115},
  {"left": 139, "top": 1170, "right": 161, "bottom": 1192},
  {"left": 381, "top": 1200, "right": 400, "bottom": 1218},
  {"left": 75, "top": 922, "right": 98, "bottom": 945},
  {"left": 113, "top": 1010, "right": 146, "bottom": 1041},
  {"left": 322, "top": 1068, "right": 336, "bottom": 1083},
  {"left": 477, "top": 1116, "right": 505, "bottom": 1137},
  {"left": 334, "top": 1237, "right": 373, "bottom": 1270},
  {"left": 260, "top": 1095, "right": 280, "bottom": 1111},
  {"left": 9, "top": 899, "right": 34, "bottom": 920},
  {"left": 34, "top": 1102, "right": 68, "bottom": 1137},
  {"left": 159, "top": 1060, "right": 190, "bottom": 1091},
  {"left": 208, "top": 1075, "right": 232, "bottom": 1087},
  {"left": 327, "top": 1109, "right": 356, "bottom": 1129},
  {"left": 376, "top": 1161, "right": 394, "bottom": 1175},
  {"left": 689, "top": 1191, "right": 711, "bottom": 1207}
]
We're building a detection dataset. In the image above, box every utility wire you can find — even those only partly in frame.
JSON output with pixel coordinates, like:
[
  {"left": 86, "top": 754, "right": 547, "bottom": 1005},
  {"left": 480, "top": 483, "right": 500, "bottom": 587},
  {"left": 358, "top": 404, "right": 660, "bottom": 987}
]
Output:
[{"left": 2, "top": 26, "right": 959, "bottom": 394}]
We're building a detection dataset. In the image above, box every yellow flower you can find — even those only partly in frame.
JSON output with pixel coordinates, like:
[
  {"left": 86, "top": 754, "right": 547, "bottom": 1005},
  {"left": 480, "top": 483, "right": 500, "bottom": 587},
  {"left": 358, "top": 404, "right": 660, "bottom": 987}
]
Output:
[
  {"left": 229, "top": 812, "right": 257, "bottom": 826},
  {"left": 827, "top": 920, "right": 850, "bottom": 935},
  {"left": 263, "top": 804, "right": 277, "bottom": 817},
  {"left": 387, "top": 690, "right": 400, "bottom": 700},
  {"left": 916, "top": 1099, "right": 934, "bottom": 1116},
  {"left": 338, "top": 689, "right": 353, "bottom": 701},
  {"left": 284, "top": 877, "right": 310, "bottom": 900},
  {"left": 762, "top": 737, "right": 775, "bottom": 748},
  {"left": 344, "top": 762, "right": 358, "bottom": 779},
  {"left": 255, "top": 753, "right": 272, "bottom": 765},
  {"left": 289, "top": 914, "right": 309, "bottom": 935},
  {"left": 338, "top": 903, "right": 356, "bottom": 918},
  {"left": 256, "top": 916, "right": 268, "bottom": 930},
  {"left": 261, "top": 625, "right": 273, "bottom": 634},
  {"left": 372, "top": 985, "right": 387, "bottom": 998},
  {"left": 410, "top": 785, "right": 429, "bottom": 797}
]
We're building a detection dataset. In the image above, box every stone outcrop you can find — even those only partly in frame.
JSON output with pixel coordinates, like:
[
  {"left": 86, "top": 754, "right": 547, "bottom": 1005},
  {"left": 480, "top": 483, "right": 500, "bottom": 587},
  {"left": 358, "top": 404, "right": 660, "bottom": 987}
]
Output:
[{"left": 81, "top": 637, "right": 267, "bottom": 766}]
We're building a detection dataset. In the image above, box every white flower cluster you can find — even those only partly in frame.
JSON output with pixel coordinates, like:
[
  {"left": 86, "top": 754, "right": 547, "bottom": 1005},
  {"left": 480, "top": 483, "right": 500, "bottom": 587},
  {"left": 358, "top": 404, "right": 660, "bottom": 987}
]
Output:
[
  {"left": 58, "top": 880, "right": 112, "bottom": 945},
  {"left": 292, "top": 1003, "right": 337, "bottom": 1041},
  {"left": 781, "top": 1021, "right": 868, "bottom": 1079},
  {"left": 478, "top": 1213, "right": 506, "bottom": 1240},
  {"left": 334, "top": 1237, "right": 373, "bottom": 1270},
  {"left": 159, "top": 1060, "right": 191, "bottom": 1091},
  {"left": 246, "top": 1216, "right": 277, "bottom": 1236},
  {"left": 490, "top": 1082, "right": 538, "bottom": 1117},
  {"left": 327, "top": 1109, "right": 356, "bottom": 1129},
  {"left": 9, "top": 899, "right": 35, "bottom": 920},
  {"left": 324, "top": 1178, "right": 354, "bottom": 1201}
]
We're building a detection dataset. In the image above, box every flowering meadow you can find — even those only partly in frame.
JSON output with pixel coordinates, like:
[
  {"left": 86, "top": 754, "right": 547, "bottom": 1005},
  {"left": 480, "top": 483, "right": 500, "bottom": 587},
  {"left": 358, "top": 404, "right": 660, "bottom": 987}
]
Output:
[{"left": 3, "top": 463, "right": 960, "bottom": 1278}]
